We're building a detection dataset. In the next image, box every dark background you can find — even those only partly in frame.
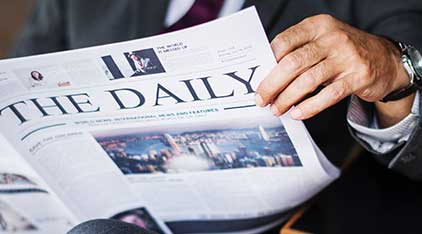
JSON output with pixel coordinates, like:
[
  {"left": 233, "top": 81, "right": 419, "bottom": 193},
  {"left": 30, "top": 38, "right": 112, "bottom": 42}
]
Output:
[{"left": 0, "top": 1, "right": 36, "bottom": 59}]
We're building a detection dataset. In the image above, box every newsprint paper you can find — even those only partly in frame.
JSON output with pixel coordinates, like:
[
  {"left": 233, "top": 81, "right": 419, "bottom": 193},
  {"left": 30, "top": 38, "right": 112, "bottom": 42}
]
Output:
[{"left": 0, "top": 8, "right": 339, "bottom": 234}]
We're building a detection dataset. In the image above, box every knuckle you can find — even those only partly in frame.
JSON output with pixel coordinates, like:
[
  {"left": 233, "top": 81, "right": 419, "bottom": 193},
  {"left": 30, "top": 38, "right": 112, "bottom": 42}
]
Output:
[
  {"left": 357, "top": 61, "right": 372, "bottom": 79},
  {"left": 299, "top": 103, "right": 316, "bottom": 118},
  {"left": 273, "top": 97, "right": 286, "bottom": 110},
  {"left": 318, "top": 14, "right": 334, "bottom": 20},
  {"left": 257, "top": 79, "right": 272, "bottom": 94},
  {"left": 273, "top": 96, "right": 291, "bottom": 114},
  {"left": 272, "top": 33, "right": 286, "bottom": 47},
  {"left": 271, "top": 35, "right": 286, "bottom": 55},
  {"left": 330, "top": 89, "right": 343, "bottom": 102},
  {"left": 302, "top": 62, "right": 328, "bottom": 91},
  {"left": 301, "top": 17, "right": 316, "bottom": 29},
  {"left": 312, "top": 62, "right": 327, "bottom": 80},
  {"left": 261, "top": 76, "right": 284, "bottom": 98},
  {"left": 330, "top": 82, "right": 348, "bottom": 101},
  {"left": 273, "top": 29, "right": 296, "bottom": 48},
  {"left": 304, "top": 42, "right": 320, "bottom": 59},
  {"left": 258, "top": 80, "right": 273, "bottom": 95},
  {"left": 299, "top": 72, "right": 317, "bottom": 91},
  {"left": 286, "top": 27, "right": 303, "bottom": 45},
  {"left": 346, "top": 43, "right": 359, "bottom": 56},
  {"left": 314, "top": 14, "right": 336, "bottom": 26},
  {"left": 332, "top": 31, "right": 351, "bottom": 44},
  {"left": 284, "top": 53, "right": 302, "bottom": 70}
]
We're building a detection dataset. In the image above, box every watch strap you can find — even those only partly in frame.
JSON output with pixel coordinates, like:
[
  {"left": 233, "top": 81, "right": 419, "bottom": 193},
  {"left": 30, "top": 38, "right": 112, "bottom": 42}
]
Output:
[{"left": 381, "top": 83, "right": 418, "bottom": 102}]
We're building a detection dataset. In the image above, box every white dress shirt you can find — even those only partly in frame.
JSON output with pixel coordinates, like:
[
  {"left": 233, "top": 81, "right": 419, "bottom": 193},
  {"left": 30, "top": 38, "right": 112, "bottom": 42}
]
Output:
[
  {"left": 166, "top": 0, "right": 420, "bottom": 155},
  {"left": 348, "top": 92, "right": 420, "bottom": 153}
]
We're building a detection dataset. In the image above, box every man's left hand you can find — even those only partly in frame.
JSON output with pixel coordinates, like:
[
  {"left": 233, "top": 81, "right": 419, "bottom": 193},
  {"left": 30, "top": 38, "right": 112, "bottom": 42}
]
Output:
[{"left": 255, "top": 14, "right": 413, "bottom": 126}]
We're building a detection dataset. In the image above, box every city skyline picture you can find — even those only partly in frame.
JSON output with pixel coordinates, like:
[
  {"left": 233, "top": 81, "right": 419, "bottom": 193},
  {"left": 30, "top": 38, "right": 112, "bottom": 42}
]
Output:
[{"left": 92, "top": 118, "right": 301, "bottom": 174}]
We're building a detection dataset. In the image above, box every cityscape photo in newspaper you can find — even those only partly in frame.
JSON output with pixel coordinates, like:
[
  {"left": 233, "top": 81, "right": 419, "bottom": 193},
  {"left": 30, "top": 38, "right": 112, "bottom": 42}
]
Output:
[
  {"left": 0, "top": 8, "right": 339, "bottom": 234},
  {"left": 92, "top": 116, "right": 301, "bottom": 175}
]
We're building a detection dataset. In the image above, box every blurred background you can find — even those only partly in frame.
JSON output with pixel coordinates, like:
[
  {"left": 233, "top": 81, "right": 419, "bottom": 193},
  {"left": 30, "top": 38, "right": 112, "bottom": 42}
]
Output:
[{"left": 0, "top": 1, "right": 36, "bottom": 59}]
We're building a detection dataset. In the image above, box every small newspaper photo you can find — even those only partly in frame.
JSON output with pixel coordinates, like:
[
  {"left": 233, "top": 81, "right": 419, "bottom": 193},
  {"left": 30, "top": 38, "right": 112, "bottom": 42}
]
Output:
[{"left": 0, "top": 7, "right": 339, "bottom": 234}]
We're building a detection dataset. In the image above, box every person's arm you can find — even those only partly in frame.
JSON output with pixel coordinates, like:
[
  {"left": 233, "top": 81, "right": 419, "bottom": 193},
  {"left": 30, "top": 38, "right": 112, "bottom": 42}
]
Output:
[
  {"left": 348, "top": 91, "right": 421, "bottom": 180},
  {"left": 254, "top": 1, "right": 422, "bottom": 180},
  {"left": 348, "top": 92, "right": 419, "bottom": 154},
  {"left": 11, "top": 0, "right": 67, "bottom": 57},
  {"left": 341, "top": 1, "right": 422, "bottom": 180}
]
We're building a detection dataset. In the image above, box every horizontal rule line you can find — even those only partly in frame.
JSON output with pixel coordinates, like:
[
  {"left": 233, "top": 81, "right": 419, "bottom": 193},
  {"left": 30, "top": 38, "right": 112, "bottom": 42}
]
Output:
[
  {"left": 223, "top": 104, "right": 256, "bottom": 110},
  {"left": 21, "top": 123, "right": 66, "bottom": 141}
]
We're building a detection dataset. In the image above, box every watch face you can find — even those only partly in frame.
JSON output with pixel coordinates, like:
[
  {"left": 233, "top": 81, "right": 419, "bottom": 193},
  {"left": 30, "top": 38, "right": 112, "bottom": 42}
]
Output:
[{"left": 408, "top": 46, "right": 422, "bottom": 82}]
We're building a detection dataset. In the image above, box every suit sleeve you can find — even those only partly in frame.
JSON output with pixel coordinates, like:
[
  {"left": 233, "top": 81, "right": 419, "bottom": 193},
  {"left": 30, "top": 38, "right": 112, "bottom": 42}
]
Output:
[
  {"left": 347, "top": 0, "right": 422, "bottom": 180},
  {"left": 10, "top": 0, "right": 67, "bottom": 57}
]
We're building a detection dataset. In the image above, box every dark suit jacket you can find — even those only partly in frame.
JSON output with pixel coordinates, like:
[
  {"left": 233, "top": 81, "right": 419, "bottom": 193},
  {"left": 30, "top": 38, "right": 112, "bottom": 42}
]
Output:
[{"left": 11, "top": 1, "right": 422, "bottom": 233}]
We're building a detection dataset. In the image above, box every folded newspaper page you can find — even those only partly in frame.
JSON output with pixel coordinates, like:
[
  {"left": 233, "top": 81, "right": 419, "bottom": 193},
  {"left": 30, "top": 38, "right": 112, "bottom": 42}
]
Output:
[
  {"left": 0, "top": 7, "right": 339, "bottom": 234},
  {"left": 0, "top": 135, "right": 76, "bottom": 233}
]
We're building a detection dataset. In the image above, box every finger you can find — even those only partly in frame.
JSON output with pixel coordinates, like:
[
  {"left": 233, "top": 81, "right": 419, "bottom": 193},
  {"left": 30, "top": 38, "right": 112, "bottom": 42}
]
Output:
[
  {"left": 290, "top": 75, "right": 357, "bottom": 120},
  {"left": 256, "top": 40, "right": 329, "bottom": 107},
  {"left": 270, "top": 59, "right": 340, "bottom": 116},
  {"left": 271, "top": 15, "right": 333, "bottom": 61}
]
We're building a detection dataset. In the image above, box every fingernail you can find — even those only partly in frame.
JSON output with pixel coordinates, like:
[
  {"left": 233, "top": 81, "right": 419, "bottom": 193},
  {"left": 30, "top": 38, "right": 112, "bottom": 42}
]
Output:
[
  {"left": 290, "top": 108, "right": 302, "bottom": 119},
  {"left": 255, "top": 94, "right": 265, "bottom": 107},
  {"left": 270, "top": 105, "right": 280, "bottom": 116}
]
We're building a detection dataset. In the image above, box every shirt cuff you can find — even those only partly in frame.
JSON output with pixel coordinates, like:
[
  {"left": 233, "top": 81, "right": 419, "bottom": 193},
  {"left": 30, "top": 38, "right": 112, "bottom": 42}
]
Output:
[{"left": 347, "top": 91, "right": 420, "bottom": 154}]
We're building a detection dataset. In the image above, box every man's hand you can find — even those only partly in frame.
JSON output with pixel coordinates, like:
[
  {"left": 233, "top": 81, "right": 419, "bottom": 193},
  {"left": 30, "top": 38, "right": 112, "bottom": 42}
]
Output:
[{"left": 255, "top": 14, "right": 414, "bottom": 127}]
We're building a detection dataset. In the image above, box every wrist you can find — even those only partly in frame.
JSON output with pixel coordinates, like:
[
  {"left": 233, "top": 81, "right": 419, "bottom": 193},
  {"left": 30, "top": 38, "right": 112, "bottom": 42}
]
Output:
[
  {"left": 375, "top": 93, "right": 415, "bottom": 128},
  {"left": 374, "top": 39, "right": 414, "bottom": 128},
  {"left": 388, "top": 38, "right": 412, "bottom": 92},
  {"left": 380, "top": 38, "right": 422, "bottom": 102}
]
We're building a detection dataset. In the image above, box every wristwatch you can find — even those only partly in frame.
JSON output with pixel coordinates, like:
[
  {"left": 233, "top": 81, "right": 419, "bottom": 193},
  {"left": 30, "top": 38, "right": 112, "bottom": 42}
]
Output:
[{"left": 381, "top": 41, "right": 422, "bottom": 102}]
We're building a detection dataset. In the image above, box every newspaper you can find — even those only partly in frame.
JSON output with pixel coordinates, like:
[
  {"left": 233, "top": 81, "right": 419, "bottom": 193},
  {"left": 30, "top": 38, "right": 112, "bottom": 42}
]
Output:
[{"left": 0, "top": 7, "right": 339, "bottom": 234}]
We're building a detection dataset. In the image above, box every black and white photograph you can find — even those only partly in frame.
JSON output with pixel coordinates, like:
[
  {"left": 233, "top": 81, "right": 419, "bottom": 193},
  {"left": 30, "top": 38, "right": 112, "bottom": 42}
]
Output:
[
  {"left": 100, "top": 48, "right": 166, "bottom": 80},
  {"left": 92, "top": 117, "right": 301, "bottom": 175},
  {"left": 125, "top": 49, "right": 166, "bottom": 76}
]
